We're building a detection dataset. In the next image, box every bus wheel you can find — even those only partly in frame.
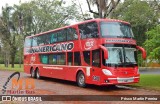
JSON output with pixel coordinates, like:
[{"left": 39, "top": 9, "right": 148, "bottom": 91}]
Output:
[
  {"left": 36, "top": 69, "right": 40, "bottom": 79},
  {"left": 77, "top": 71, "right": 86, "bottom": 87},
  {"left": 31, "top": 69, "right": 35, "bottom": 78}
]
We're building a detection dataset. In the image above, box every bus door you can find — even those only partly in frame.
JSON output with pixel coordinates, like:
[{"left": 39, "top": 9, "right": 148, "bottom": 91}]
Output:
[{"left": 90, "top": 49, "right": 102, "bottom": 84}]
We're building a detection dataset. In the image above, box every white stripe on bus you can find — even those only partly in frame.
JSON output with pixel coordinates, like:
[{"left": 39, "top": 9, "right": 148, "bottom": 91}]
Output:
[
  {"left": 24, "top": 64, "right": 91, "bottom": 68},
  {"left": 43, "top": 66, "right": 63, "bottom": 70}
]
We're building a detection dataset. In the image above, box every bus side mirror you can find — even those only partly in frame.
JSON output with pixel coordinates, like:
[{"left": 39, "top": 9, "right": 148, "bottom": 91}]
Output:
[
  {"left": 136, "top": 46, "right": 146, "bottom": 60},
  {"left": 99, "top": 45, "right": 108, "bottom": 59}
]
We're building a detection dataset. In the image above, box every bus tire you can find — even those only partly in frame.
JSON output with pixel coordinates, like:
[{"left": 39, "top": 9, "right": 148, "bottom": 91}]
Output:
[
  {"left": 36, "top": 69, "right": 40, "bottom": 79},
  {"left": 77, "top": 71, "right": 86, "bottom": 87},
  {"left": 31, "top": 68, "right": 35, "bottom": 78}
]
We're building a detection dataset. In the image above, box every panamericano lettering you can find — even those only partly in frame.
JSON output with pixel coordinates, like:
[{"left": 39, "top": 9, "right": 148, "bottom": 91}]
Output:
[{"left": 26, "top": 42, "right": 74, "bottom": 53}]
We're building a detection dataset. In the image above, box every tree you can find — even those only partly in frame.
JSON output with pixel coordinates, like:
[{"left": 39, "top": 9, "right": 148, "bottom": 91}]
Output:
[
  {"left": 86, "top": 0, "right": 120, "bottom": 18},
  {"left": 112, "top": 0, "right": 158, "bottom": 46},
  {"left": 144, "top": 25, "right": 160, "bottom": 63},
  {"left": 0, "top": 0, "right": 83, "bottom": 68},
  {"left": 0, "top": 5, "right": 19, "bottom": 68},
  {"left": 12, "top": 0, "right": 83, "bottom": 37}
]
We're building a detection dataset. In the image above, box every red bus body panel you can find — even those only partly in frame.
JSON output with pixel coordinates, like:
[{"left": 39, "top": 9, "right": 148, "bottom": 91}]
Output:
[{"left": 24, "top": 18, "right": 142, "bottom": 86}]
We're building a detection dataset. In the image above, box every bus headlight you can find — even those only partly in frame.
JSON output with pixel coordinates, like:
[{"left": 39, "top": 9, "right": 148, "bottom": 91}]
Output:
[{"left": 102, "top": 69, "right": 112, "bottom": 76}]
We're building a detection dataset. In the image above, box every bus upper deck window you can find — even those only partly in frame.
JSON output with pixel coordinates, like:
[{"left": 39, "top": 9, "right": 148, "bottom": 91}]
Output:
[
  {"left": 24, "top": 38, "right": 31, "bottom": 47},
  {"left": 79, "top": 22, "right": 99, "bottom": 39}
]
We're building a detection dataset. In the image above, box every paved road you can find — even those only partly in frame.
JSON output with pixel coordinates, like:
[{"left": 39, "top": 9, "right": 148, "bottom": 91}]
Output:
[
  {"left": 140, "top": 68, "right": 160, "bottom": 74},
  {"left": 0, "top": 70, "right": 159, "bottom": 104}
]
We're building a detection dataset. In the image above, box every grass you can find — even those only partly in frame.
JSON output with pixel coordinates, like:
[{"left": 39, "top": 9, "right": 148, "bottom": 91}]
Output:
[
  {"left": 131, "top": 74, "right": 160, "bottom": 91},
  {"left": 0, "top": 64, "right": 23, "bottom": 72}
]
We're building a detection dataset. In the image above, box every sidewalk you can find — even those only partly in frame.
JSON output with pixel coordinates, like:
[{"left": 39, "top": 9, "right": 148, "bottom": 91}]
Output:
[
  {"left": 139, "top": 67, "right": 160, "bottom": 74},
  {"left": 139, "top": 67, "right": 160, "bottom": 71}
]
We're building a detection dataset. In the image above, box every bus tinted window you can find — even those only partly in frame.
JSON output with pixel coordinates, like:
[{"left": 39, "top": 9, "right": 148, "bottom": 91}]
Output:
[
  {"left": 92, "top": 49, "right": 100, "bottom": 67},
  {"left": 40, "top": 54, "right": 49, "bottom": 64},
  {"left": 24, "top": 37, "right": 32, "bottom": 47},
  {"left": 49, "top": 53, "right": 66, "bottom": 65},
  {"left": 39, "top": 34, "right": 50, "bottom": 45},
  {"left": 50, "top": 33, "right": 57, "bottom": 43},
  {"left": 74, "top": 52, "right": 81, "bottom": 66},
  {"left": 100, "top": 22, "right": 134, "bottom": 38},
  {"left": 79, "top": 22, "right": 99, "bottom": 39},
  {"left": 57, "top": 53, "right": 66, "bottom": 65},
  {"left": 67, "top": 28, "right": 78, "bottom": 41},
  {"left": 57, "top": 30, "right": 66, "bottom": 42},
  {"left": 49, "top": 54, "right": 57, "bottom": 64},
  {"left": 37, "top": 35, "right": 45, "bottom": 46},
  {"left": 37, "top": 36, "right": 43, "bottom": 46},
  {"left": 32, "top": 37, "right": 38, "bottom": 46},
  {"left": 67, "top": 52, "right": 73, "bottom": 65},
  {"left": 83, "top": 51, "right": 90, "bottom": 65}
]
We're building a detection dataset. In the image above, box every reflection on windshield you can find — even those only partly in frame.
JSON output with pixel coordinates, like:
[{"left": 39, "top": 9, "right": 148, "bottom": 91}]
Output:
[
  {"left": 106, "top": 47, "right": 124, "bottom": 64},
  {"left": 105, "top": 47, "right": 137, "bottom": 66},
  {"left": 125, "top": 48, "right": 136, "bottom": 63},
  {"left": 101, "top": 22, "right": 134, "bottom": 38}
]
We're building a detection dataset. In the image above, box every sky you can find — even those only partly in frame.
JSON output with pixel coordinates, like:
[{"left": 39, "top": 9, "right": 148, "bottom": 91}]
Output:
[
  {"left": 0, "top": 0, "right": 124, "bottom": 14},
  {"left": 0, "top": 0, "right": 29, "bottom": 13},
  {"left": 0, "top": 0, "right": 93, "bottom": 24},
  {"left": 0, "top": 0, "right": 90, "bottom": 15},
  {"left": 0, "top": 0, "right": 122, "bottom": 24}
]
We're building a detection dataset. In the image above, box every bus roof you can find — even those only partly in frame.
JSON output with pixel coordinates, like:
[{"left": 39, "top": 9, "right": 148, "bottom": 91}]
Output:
[{"left": 26, "top": 18, "right": 130, "bottom": 38}]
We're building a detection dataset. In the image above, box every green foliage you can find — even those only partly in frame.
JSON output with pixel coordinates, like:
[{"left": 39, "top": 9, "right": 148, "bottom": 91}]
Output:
[
  {"left": 132, "top": 74, "right": 160, "bottom": 91},
  {"left": 0, "top": 64, "right": 23, "bottom": 72},
  {"left": 144, "top": 25, "right": 160, "bottom": 62},
  {"left": 0, "top": 0, "right": 83, "bottom": 67},
  {"left": 112, "top": 0, "right": 158, "bottom": 46},
  {"left": 14, "top": 0, "right": 83, "bottom": 37}
]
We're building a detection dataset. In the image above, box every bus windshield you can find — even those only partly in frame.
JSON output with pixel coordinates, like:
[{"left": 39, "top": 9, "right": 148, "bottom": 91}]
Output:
[
  {"left": 100, "top": 22, "right": 134, "bottom": 38},
  {"left": 104, "top": 45, "right": 137, "bottom": 67}
]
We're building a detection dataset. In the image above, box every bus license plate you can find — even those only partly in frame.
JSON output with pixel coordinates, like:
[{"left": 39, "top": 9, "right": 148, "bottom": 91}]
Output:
[{"left": 117, "top": 77, "right": 134, "bottom": 83}]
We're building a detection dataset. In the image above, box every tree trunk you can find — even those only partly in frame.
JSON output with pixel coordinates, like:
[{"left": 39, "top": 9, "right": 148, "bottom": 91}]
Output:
[
  {"left": 10, "top": 47, "right": 16, "bottom": 68},
  {"left": 19, "top": 51, "right": 22, "bottom": 68},
  {"left": 98, "top": 0, "right": 103, "bottom": 18},
  {"left": 4, "top": 52, "right": 8, "bottom": 67},
  {"left": 4, "top": 52, "right": 6, "bottom": 67},
  {"left": 11, "top": 55, "right": 15, "bottom": 68}
]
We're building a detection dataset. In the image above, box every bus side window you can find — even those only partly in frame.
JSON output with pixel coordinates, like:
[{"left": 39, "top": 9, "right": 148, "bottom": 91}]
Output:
[
  {"left": 57, "top": 53, "right": 66, "bottom": 65},
  {"left": 67, "top": 52, "right": 73, "bottom": 65},
  {"left": 37, "top": 35, "right": 44, "bottom": 46},
  {"left": 44, "top": 34, "right": 51, "bottom": 45},
  {"left": 50, "top": 33, "right": 57, "bottom": 43},
  {"left": 49, "top": 54, "right": 57, "bottom": 64},
  {"left": 78, "top": 22, "right": 99, "bottom": 39},
  {"left": 40, "top": 54, "right": 49, "bottom": 64},
  {"left": 74, "top": 52, "right": 81, "bottom": 66},
  {"left": 24, "top": 38, "right": 31, "bottom": 47},
  {"left": 57, "top": 30, "right": 66, "bottom": 42},
  {"left": 67, "top": 28, "right": 78, "bottom": 41},
  {"left": 49, "top": 53, "right": 66, "bottom": 65},
  {"left": 32, "top": 37, "right": 38, "bottom": 46},
  {"left": 83, "top": 51, "right": 90, "bottom": 65},
  {"left": 92, "top": 49, "right": 100, "bottom": 67}
]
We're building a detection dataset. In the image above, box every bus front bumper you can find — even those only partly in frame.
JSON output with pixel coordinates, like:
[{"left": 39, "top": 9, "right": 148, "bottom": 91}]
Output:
[{"left": 100, "top": 76, "right": 140, "bottom": 85}]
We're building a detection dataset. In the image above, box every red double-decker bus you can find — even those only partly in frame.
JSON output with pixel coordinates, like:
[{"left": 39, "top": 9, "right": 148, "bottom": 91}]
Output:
[{"left": 24, "top": 18, "right": 146, "bottom": 87}]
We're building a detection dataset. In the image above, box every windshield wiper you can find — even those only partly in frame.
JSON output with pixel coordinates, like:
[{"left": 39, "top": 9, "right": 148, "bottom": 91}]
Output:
[
  {"left": 126, "top": 56, "right": 131, "bottom": 62},
  {"left": 125, "top": 56, "right": 137, "bottom": 66}
]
